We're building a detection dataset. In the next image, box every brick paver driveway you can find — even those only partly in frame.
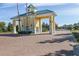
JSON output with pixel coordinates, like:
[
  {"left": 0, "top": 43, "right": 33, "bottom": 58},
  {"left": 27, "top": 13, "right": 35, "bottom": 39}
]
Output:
[{"left": 0, "top": 30, "right": 76, "bottom": 56}]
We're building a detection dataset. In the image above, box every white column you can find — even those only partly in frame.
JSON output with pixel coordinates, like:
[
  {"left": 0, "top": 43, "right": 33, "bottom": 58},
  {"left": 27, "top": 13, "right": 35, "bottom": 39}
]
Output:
[
  {"left": 33, "top": 20, "right": 37, "bottom": 34},
  {"left": 49, "top": 16, "right": 55, "bottom": 34},
  {"left": 39, "top": 19, "right": 42, "bottom": 33},
  {"left": 53, "top": 16, "right": 55, "bottom": 33},
  {"left": 34, "top": 28, "right": 36, "bottom": 34},
  {"left": 13, "top": 20, "right": 17, "bottom": 34},
  {"left": 49, "top": 18, "right": 52, "bottom": 34},
  {"left": 13, "top": 26, "right": 17, "bottom": 34},
  {"left": 20, "top": 21, "right": 22, "bottom": 31}
]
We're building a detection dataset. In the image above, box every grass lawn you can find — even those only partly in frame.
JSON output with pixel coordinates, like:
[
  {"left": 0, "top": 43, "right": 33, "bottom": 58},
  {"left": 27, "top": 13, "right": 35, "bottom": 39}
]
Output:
[
  {"left": 0, "top": 32, "right": 13, "bottom": 34},
  {"left": 71, "top": 30, "right": 79, "bottom": 42}
]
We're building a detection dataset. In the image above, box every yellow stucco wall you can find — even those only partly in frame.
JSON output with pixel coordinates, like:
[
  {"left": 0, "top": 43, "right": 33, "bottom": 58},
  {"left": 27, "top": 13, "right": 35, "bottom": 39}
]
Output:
[
  {"left": 13, "top": 14, "right": 55, "bottom": 34},
  {"left": 34, "top": 18, "right": 40, "bottom": 32},
  {"left": 35, "top": 19, "right": 40, "bottom": 27}
]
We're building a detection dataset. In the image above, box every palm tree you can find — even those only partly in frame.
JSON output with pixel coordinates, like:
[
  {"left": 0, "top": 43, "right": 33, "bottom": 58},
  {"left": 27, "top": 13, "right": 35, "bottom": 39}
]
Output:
[{"left": 16, "top": 3, "right": 21, "bottom": 32}]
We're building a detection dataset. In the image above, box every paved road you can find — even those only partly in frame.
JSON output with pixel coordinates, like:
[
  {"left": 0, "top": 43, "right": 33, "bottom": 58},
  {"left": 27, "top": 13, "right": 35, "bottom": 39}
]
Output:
[{"left": 0, "top": 30, "right": 76, "bottom": 56}]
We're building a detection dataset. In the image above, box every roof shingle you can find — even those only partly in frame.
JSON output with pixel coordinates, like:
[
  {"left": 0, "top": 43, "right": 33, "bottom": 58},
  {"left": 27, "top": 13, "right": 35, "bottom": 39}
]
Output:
[{"left": 11, "top": 9, "right": 56, "bottom": 19}]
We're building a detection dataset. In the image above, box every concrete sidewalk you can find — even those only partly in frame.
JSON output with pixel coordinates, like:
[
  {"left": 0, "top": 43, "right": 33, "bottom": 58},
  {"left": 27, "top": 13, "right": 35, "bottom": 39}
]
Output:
[{"left": 0, "top": 30, "right": 76, "bottom": 56}]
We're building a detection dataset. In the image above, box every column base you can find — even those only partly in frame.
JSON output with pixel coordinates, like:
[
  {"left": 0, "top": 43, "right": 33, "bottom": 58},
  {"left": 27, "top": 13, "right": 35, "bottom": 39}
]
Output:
[
  {"left": 13, "top": 31, "right": 17, "bottom": 34},
  {"left": 49, "top": 30, "right": 55, "bottom": 34},
  {"left": 13, "top": 27, "right": 17, "bottom": 34}
]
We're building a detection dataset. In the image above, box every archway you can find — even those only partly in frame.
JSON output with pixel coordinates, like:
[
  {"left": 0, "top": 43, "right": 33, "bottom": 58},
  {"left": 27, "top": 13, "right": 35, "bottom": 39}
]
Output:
[{"left": 41, "top": 18, "right": 50, "bottom": 33}]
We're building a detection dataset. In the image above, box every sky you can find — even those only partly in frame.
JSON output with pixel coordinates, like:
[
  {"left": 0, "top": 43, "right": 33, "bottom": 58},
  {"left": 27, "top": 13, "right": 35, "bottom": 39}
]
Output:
[{"left": 0, "top": 3, "right": 79, "bottom": 26}]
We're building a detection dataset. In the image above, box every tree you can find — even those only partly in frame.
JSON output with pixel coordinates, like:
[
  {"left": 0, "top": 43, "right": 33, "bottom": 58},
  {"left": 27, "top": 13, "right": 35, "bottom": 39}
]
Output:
[
  {"left": 61, "top": 24, "right": 73, "bottom": 30},
  {"left": 55, "top": 23, "right": 58, "bottom": 29},
  {"left": 73, "top": 23, "right": 79, "bottom": 30},
  {"left": 42, "top": 22, "right": 49, "bottom": 32},
  {"left": 0, "top": 22, "right": 5, "bottom": 32},
  {"left": 7, "top": 22, "right": 13, "bottom": 32}
]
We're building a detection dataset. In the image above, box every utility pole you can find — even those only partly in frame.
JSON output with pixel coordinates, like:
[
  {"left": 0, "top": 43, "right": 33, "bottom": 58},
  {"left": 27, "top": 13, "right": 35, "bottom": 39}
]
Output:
[
  {"left": 25, "top": 3, "right": 28, "bottom": 30},
  {"left": 16, "top": 3, "right": 21, "bottom": 32}
]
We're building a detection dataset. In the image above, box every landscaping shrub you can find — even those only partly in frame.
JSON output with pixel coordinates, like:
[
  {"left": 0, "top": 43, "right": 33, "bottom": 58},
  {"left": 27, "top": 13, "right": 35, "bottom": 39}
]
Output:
[
  {"left": 72, "top": 32, "right": 79, "bottom": 42},
  {"left": 18, "top": 31, "right": 32, "bottom": 34}
]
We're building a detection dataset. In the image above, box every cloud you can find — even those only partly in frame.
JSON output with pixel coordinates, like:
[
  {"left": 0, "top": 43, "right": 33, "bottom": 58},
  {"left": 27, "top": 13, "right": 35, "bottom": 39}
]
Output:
[
  {"left": 0, "top": 3, "right": 25, "bottom": 9},
  {"left": 0, "top": 3, "right": 16, "bottom": 8},
  {"left": 0, "top": 3, "right": 65, "bottom": 9},
  {"left": 57, "top": 7, "right": 79, "bottom": 16},
  {"left": 32, "top": 3, "right": 65, "bottom": 7}
]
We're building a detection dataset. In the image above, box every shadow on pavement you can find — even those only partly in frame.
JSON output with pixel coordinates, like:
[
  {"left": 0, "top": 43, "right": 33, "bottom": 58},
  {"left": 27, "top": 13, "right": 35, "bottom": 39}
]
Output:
[
  {"left": 0, "top": 33, "right": 51, "bottom": 37},
  {"left": 0, "top": 34, "right": 21, "bottom": 37},
  {"left": 54, "top": 33, "right": 71, "bottom": 36},
  {"left": 42, "top": 50, "right": 74, "bottom": 56},
  {"left": 38, "top": 35, "right": 75, "bottom": 44}
]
